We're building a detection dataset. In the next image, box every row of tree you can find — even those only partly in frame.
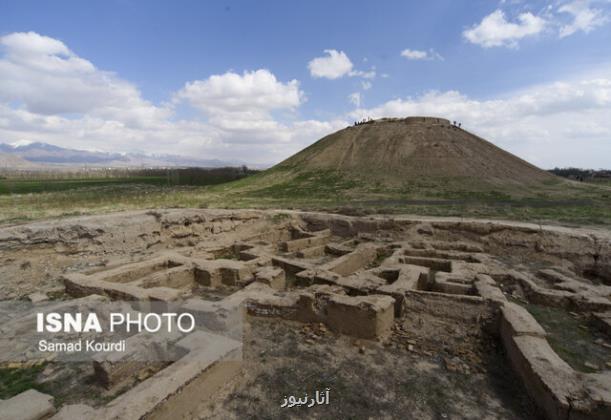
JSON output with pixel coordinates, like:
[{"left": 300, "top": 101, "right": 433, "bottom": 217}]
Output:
[{"left": 549, "top": 167, "right": 611, "bottom": 181}]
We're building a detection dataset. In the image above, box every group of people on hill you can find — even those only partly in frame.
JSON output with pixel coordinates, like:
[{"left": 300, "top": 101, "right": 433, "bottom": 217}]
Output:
[
  {"left": 354, "top": 117, "right": 373, "bottom": 126},
  {"left": 452, "top": 120, "right": 462, "bottom": 128}
]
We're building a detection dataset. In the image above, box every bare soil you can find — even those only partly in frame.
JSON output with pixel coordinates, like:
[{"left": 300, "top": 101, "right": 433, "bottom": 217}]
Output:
[{"left": 199, "top": 317, "right": 541, "bottom": 420}]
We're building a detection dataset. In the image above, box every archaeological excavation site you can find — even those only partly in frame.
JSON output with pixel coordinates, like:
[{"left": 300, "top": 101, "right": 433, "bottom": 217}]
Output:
[
  {"left": 4, "top": 0, "right": 611, "bottom": 417},
  {"left": 0, "top": 208, "right": 610, "bottom": 419}
]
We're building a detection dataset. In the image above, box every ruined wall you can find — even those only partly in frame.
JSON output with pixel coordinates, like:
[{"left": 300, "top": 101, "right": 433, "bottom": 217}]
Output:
[
  {"left": 0, "top": 209, "right": 297, "bottom": 299},
  {"left": 300, "top": 213, "right": 611, "bottom": 285}
]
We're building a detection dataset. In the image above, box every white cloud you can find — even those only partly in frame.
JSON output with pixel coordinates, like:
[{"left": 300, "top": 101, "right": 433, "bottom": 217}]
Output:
[
  {"left": 349, "top": 77, "right": 611, "bottom": 168},
  {"left": 308, "top": 49, "right": 353, "bottom": 79},
  {"left": 465, "top": 3, "right": 609, "bottom": 47},
  {"left": 348, "top": 92, "right": 361, "bottom": 107},
  {"left": 174, "top": 69, "right": 303, "bottom": 124},
  {"left": 558, "top": 0, "right": 608, "bottom": 37},
  {"left": 173, "top": 69, "right": 327, "bottom": 156},
  {"left": 349, "top": 68, "right": 376, "bottom": 79},
  {"left": 400, "top": 49, "right": 427, "bottom": 60},
  {"left": 307, "top": 50, "right": 375, "bottom": 80},
  {"left": 463, "top": 10, "right": 547, "bottom": 48},
  {"left": 400, "top": 48, "right": 443, "bottom": 61},
  {"left": 0, "top": 32, "right": 168, "bottom": 127},
  {"left": 361, "top": 81, "right": 372, "bottom": 90}
]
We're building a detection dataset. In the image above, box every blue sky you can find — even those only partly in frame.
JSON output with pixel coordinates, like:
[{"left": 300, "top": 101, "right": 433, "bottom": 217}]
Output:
[{"left": 1, "top": 0, "right": 610, "bottom": 167}]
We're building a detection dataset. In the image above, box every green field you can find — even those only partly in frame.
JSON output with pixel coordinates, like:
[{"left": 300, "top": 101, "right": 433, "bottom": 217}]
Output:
[
  {"left": 0, "top": 176, "right": 168, "bottom": 194},
  {"left": 1, "top": 169, "right": 610, "bottom": 227},
  {"left": 0, "top": 167, "right": 255, "bottom": 195}
]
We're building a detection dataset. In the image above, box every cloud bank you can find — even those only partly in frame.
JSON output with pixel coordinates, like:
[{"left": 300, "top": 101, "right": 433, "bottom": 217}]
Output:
[
  {"left": 1, "top": 31, "right": 610, "bottom": 169},
  {"left": 349, "top": 78, "right": 611, "bottom": 168},
  {"left": 0, "top": 32, "right": 345, "bottom": 164},
  {"left": 463, "top": 10, "right": 546, "bottom": 48},
  {"left": 464, "top": 2, "right": 610, "bottom": 48}
]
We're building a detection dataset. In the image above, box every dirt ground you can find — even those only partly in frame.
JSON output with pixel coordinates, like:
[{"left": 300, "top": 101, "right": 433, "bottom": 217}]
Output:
[{"left": 198, "top": 316, "right": 541, "bottom": 420}]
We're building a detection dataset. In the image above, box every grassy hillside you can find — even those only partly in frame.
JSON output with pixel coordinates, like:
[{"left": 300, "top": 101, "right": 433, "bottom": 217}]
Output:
[
  {"left": 271, "top": 118, "right": 555, "bottom": 188},
  {"left": 206, "top": 168, "right": 611, "bottom": 225}
]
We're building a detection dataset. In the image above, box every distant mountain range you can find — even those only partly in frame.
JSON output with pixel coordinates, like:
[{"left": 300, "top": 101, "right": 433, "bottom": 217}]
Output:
[{"left": 0, "top": 141, "right": 252, "bottom": 169}]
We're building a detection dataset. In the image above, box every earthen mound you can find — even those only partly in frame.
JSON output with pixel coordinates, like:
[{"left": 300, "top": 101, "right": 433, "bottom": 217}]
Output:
[{"left": 276, "top": 116, "right": 555, "bottom": 187}]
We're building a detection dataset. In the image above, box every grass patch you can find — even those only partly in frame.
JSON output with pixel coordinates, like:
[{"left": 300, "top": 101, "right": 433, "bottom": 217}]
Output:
[
  {"left": 0, "top": 177, "right": 167, "bottom": 195},
  {"left": 270, "top": 212, "right": 291, "bottom": 224},
  {"left": 399, "top": 372, "right": 455, "bottom": 417},
  {"left": 521, "top": 303, "right": 611, "bottom": 372},
  {"left": 367, "top": 247, "right": 394, "bottom": 269},
  {"left": 213, "top": 247, "right": 240, "bottom": 260},
  {"left": 245, "top": 170, "right": 359, "bottom": 200},
  {"left": 0, "top": 364, "right": 46, "bottom": 399}
]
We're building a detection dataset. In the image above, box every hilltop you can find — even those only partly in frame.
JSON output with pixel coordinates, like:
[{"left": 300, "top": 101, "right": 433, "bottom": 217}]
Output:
[
  {"left": 222, "top": 116, "right": 566, "bottom": 200},
  {"left": 275, "top": 117, "right": 554, "bottom": 187}
]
